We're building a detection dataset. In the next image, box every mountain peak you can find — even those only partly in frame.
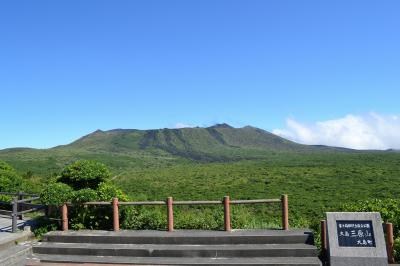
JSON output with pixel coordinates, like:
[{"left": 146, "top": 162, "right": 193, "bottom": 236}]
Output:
[{"left": 208, "top": 123, "right": 234, "bottom": 129}]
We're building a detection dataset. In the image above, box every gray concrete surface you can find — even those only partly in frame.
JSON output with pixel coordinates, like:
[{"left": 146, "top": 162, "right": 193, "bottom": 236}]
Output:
[
  {"left": 28, "top": 254, "right": 323, "bottom": 265},
  {"left": 29, "top": 230, "right": 322, "bottom": 266},
  {"left": 326, "top": 212, "right": 388, "bottom": 266}
]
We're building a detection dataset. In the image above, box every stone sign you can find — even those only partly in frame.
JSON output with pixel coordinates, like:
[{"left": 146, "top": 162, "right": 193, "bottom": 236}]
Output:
[
  {"left": 336, "top": 220, "right": 375, "bottom": 247},
  {"left": 326, "top": 212, "right": 387, "bottom": 266}
]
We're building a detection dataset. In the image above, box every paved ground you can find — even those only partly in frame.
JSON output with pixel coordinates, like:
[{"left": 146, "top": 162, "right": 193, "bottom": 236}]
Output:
[
  {"left": 0, "top": 214, "right": 34, "bottom": 249},
  {"left": 0, "top": 214, "right": 34, "bottom": 265},
  {"left": 0, "top": 214, "right": 33, "bottom": 233}
]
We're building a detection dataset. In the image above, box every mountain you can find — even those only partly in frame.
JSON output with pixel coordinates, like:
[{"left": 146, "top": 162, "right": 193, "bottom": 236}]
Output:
[{"left": 0, "top": 124, "right": 352, "bottom": 175}]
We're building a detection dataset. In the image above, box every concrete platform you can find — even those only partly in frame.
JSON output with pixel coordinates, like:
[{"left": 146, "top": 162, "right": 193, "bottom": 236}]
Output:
[
  {"left": 0, "top": 215, "right": 35, "bottom": 266},
  {"left": 28, "top": 230, "right": 321, "bottom": 266},
  {"left": 43, "top": 229, "right": 315, "bottom": 245},
  {"left": 27, "top": 254, "right": 323, "bottom": 266},
  {"left": 0, "top": 243, "right": 32, "bottom": 266},
  {"left": 32, "top": 242, "right": 318, "bottom": 257}
]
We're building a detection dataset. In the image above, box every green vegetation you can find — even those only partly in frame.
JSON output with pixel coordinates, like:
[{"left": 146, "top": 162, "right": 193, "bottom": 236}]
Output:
[
  {"left": 39, "top": 160, "right": 128, "bottom": 231},
  {"left": 341, "top": 199, "right": 400, "bottom": 261},
  {"left": 0, "top": 125, "right": 399, "bottom": 249},
  {"left": 0, "top": 161, "right": 28, "bottom": 202},
  {"left": 58, "top": 160, "right": 110, "bottom": 190}
]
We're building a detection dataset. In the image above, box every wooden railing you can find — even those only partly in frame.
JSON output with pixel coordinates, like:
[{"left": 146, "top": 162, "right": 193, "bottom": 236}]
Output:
[
  {"left": 0, "top": 191, "right": 45, "bottom": 232},
  {"left": 61, "top": 194, "right": 289, "bottom": 232}
]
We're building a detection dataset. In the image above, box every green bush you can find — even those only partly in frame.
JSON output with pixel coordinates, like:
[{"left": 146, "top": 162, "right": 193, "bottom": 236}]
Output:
[
  {"left": 0, "top": 160, "right": 14, "bottom": 172},
  {"left": 58, "top": 160, "right": 110, "bottom": 190},
  {"left": 121, "top": 206, "right": 167, "bottom": 230},
  {"left": 32, "top": 216, "right": 59, "bottom": 239},
  {"left": 36, "top": 161, "right": 132, "bottom": 231},
  {"left": 71, "top": 188, "right": 98, "bottom": 204},
  {"left": 97, "top": 182, "right": 128, "bottom": 201},
  {"left": 40, "top": 183, "right": 73, "bottom": 206},
  {"left": 0, "top": 161, "right": 27, "bottom": 193},
  {"left": 341, "top": 199, "right": 400, "bottom": 261}
]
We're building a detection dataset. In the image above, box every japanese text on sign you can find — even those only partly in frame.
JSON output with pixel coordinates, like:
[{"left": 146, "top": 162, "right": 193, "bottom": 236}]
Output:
[{"left": 336, "top": 220, "right": 375, "bottom": 247}]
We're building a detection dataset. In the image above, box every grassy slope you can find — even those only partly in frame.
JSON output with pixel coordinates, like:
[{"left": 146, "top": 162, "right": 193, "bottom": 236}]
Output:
[
  {"left": 0, "top": 124, "right": 332, "bottom": 175},
  {"left": 1, "top": 125, "right": 399, "bottom": 227},
  {"left": 114, "top": 152, "right": 400, "bottom": 223}
]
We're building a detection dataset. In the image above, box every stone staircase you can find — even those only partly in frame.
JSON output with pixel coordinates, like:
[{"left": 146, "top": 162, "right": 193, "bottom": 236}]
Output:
[
  {"left": 0, "top": 229, "right": 32, "bottom": 266},
  {"left": 27, "top": 230, "right": 322, "bottom": 265}
]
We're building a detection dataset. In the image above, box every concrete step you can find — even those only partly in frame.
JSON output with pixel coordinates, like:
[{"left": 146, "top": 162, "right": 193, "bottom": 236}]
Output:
[
  {"left": 0, "top": 230, "right": 32, "bottom": 251},
  {"left": 43, "top": 230, "right": 314, "bottom": 245},
  {"left": 27, "top": 254, "right": 322, "bottom": 265},
  {"left": 32, "top": 242, "right": 318, "bottom": 258},
  {"left": 0, "top": 243, "right": 32, "bottom": 266}
]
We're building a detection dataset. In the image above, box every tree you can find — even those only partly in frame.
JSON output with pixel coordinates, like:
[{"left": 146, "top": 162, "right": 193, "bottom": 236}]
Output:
[
  {"left": 0, "top": 160, "right": 26, "bottom": 192},
  {"left": 58, "top": 160, "right": 110, "bottom": 190},
  {"left": 0, "top": 160, "right": 14, "bottom": 172}
]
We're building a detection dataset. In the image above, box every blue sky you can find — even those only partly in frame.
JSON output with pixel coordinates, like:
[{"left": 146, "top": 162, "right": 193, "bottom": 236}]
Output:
[{"left": 1, "top": 1, "right": 399, "bottom": 149}]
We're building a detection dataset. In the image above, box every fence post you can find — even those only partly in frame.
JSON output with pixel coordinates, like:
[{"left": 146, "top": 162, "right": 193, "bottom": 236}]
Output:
[
  {"left": 321, "top": 220, "right": 327, "bottom": 260},
  {"left": 17, "top": 191, "right": 23, "bottom": 220},
  {"left": 12, "top": 197, "right": 18, "bottom": 233},
  {"left": 113, "top": 198, "right": 119, "bottom": 231},
  {"left": 61, "top": 203, "right": 68, "bottom": 231},
  {"left": 385, "top": 222, "right": 395, "bottom": 263},
  {"left": 224, "top": 196, "right": 231, "bottom": 232},
  {"left": 281, "top": 194, "right": 289, "bottom": 230},
  {"left": 167, "top": 197, "right": 174, "bottom": 232}
]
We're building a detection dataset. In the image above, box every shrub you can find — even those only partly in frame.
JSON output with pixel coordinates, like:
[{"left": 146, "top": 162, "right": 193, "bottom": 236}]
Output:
[
  {"left": 0, "top": 161, "right": 27, "bottom": 193},
  {"left": 97, "top": 182, "right": 129, "bottom": 201},
  {"left": 40, "top": 183, "right": 73, "bottom": 206},
  {"left": 37, "top": 160, "right": 134, "bottom": 231},
  {"left": 341, "top": 198, "right": 400, "bottom": 261},
  {"left": 69, "top": 188, "right": 110, "bottom": 230},
  {"left": 0, "top": 160, "right": 14, "bottom": 172},
  {"left": 58, "top": 160, "right": 110, "bottom": 190},
  {"left": 71, "top": 188, "right": 99, "bottom": 204}
]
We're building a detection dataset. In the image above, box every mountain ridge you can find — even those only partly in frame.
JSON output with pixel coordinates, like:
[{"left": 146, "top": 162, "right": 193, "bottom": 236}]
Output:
[
  {"left": 0, "top": 123, "right": 360, "bottom": 175},
  {"left": 1, "top": 123, "right": 356, "bottom": 154}
]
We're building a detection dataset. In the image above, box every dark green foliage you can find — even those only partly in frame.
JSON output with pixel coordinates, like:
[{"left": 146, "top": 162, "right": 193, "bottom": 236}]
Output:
[
  {"left": 71, "top": 188, "right": 98, "bottom": 204},
  {"left": 58, "top": 160, "right": 110, "bottom": 190},
  {"left": 31, "top": 216, "right": 59, "bottom": 239},
  {"left": 1, "top": 127, "right": 400, "bottom": 253},
  {"left": 0, "top": 125, "right": 352, "bottom": 177},
  {"left": 0, "top": 160, "right": 27, "bottom": 193},
  {"left": 67, "top": 184, "right": 128, "bottom": 230},
  {"left": 97, "top": 182, "right": 129, "bottom": 201},
  {"left": 40, "top": 183, "right": 73, "bottom": 206},
  {"left": 341, "top": 199, "right": 400, "bottom": 261},
  {"left": 341, "top": 199, "right": 400, "bottom": 225},
  {"left": 0, "top": 160, "right": 14, "bottom": 172},
  {"left": 121, "top": 206, "right": 167, "bottom": 230}
]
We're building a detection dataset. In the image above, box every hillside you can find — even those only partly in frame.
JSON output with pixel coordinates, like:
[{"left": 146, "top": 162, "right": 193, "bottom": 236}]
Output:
[
  {"left": 0, "top": 124, "right": 350, "bottom": 175},
  {"left": 1, "top": 123, "right": 399, "bottom": 228}
]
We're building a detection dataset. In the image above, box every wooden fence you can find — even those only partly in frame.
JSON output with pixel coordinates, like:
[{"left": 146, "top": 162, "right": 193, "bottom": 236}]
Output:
[
  {"left": 60, "top": 194, "right": 289, "bottom": 232},
  {"left": 0, "top": 191, "right": 46, "bottom": 232}
]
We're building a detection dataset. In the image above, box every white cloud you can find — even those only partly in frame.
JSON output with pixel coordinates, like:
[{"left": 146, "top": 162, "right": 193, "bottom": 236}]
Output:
[
  {"left": 174, "top": 122, "right": 194, "bottom": 129},
  {"left": 273, "top": 113, "right": 400, "bottom": 150}
]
